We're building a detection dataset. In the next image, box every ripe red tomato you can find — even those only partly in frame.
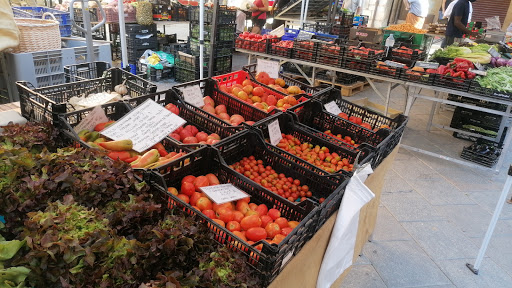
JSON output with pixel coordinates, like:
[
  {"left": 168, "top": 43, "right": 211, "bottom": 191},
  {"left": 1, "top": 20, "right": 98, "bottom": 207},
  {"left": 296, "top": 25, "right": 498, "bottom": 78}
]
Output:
[
  {"left": 236, "top": 201, "right": 251, "bottom": 214},
  {"left": 273, "top": 234, "right": 286, "bottom": 244},
  {"left": 226, "top": 221, "right": 241, "bottom": 232},
  {"left": 196, "top": 197, "right": 213, "bottom": 211},
  {"left": 248, "top": 203, "right": 258, "bottom": 211},
  {"left": 181, "top": 175, "right": 196, "bottom": 185},
  {"left": 233, "top": 211, "right": 245, "bottom": 222},
  {"left": 177, "top": 194, "right": 189, "bottom": 204},
  {"left": 267, "top": 208, "right": 281, "bottom": 220},
  {"left": 240, "top": 215, "right": 262, "bottom": 231},
  {"left": 265, "top": 222, "right": 281, "bottom": 238},
  {"left": 181, "top": 182, "right": 196, "bottom": 197},
  {"left": 255, "top": 204, "right": 268, "bottom": 216},
  {"left": 260, "top": 215, "right": 273, "bottom": 228},
  {"left": 213, "top": 219, "right": 225, "bottom": 228},
  {"left": 246, "top": 227, "right": 267, "bottom": 241},
  {"left": 281, "top": 227, "right": 293, "bottom": 236},
  {"left": 189, "top": 192, "right": 202, "bottom": 206},
  {"left": 205, "top": 173, "right": 220, "bottom": 185},
  {"left": 193, "top": 176, "right": 210, "bottom": 191},
  {"left": 203, "top": 209, "right": 216, "bottom": 219},
  {"left": 274, "top": 217, "right": 289, "bottom": 229},
  {"left": 217, "top": 207, "right": 234, "bottom": 223}
]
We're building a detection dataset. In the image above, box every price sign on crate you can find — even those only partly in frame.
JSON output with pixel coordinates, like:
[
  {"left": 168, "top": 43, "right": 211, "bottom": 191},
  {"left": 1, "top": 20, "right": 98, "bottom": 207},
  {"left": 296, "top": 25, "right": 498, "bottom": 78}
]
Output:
[
  {"left": 257, "top": 59, "right": 280, "bottom": 79},
  {"left": 200, "top": 184, "right": 250, "bottom": 204},
  {"left": 324, "top": 101, "right": 343, "bottom": 115},
  {"left": 73, "top": 106, "right": 109, "bottom": 133},
  {"left": 179, "top": 84, "right": 204, "bottom": 108},
  {"left": 268, "top": 119, "right": 283, "bottom": 145},
  {"left": 488, "top": 47, "right": 501, "bottom": 58},
  {"left": 101, "top": 99, "right": 186, "bottom": 152},
  {"left": 415, "top": 61, "right": 439, "bottom": 69}
]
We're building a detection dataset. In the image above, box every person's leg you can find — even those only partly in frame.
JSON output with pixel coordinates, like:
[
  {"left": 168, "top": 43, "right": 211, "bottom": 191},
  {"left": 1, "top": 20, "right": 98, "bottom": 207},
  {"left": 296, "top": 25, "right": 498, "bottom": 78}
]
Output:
[
  {"left": 443, "top": 36, "right": 455, "bottom": 47},
  {"left": 251, "top": 25, "right": 261, "bottom": 34},
  {"left": 415, "top": 17, "right": 425, "bottom": 29}
]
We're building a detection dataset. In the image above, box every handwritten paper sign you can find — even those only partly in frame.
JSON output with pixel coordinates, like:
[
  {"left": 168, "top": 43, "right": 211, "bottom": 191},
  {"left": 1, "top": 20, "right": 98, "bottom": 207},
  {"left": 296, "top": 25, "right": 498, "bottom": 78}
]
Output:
[
  {"left": 384, "top": 60, "right": 406, "bottom": 68},
  {"left": 297, "top": 30, "right": 315, "bottom": 40},
  {"left": 415, "top": 61, "right": 439, "bottom": 69},
  {"left": 268, "top": 119, "right": 282, "bottom": 145},
  {"left": 100, "top": 99, "right": 186, "bottom": 152},
  {"left": 324, "top": 101, "right": 342, "bottom": 115},
  {"left": 200, "top": 184, "right": 250, "bottom": 204},
  {"left": 179, "top": 85, "right": 204, "bottom": 108},
  {"left": 269, "top": 24, "right": 285, "bottom": 37},
  {"left": 73, "top": 106, "right": 109, "bottom": 133},
  {"left": 257, "top": 59, "right": 280, "bottom": 79}
]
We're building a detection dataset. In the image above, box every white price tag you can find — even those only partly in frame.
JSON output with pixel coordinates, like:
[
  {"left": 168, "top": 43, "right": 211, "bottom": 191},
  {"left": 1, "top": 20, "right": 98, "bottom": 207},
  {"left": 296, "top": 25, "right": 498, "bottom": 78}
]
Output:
[
  {"left": 324, "top": 101, "right": 342, "bottom": 115},
  {"left": 200, "top": 184, "right": 250, "bottom": 204},
  {"left": 470, "top": 69, "right": 487, "bottom": 76},
  {"left": 415, "top": 61, "right": 439, "bottom": 69},
  {"left": 73, "top": 106, "right": 109, "bottom": 133},
  {"left": 180, "top": 85, "right": 204, "bottom": 108},
  {"left": 101, "top": 99, "right": 186, "bottom": 152},
  {"left": 269, "top": 24, "right": 285, "bottom": 37},
  {"left": 297, "top": 30, "right": 315, "bottom": 40},
  {"left": 488, "top": 47, "right": 501, "bottom": 58},
  {"left": 257, "top": 59, "right": 280, "bottom": 79},
  {"left": 384, "top": 60, "right": 406, "bottom": 68},
  {"left": 474, "top": 62, "right": 485, "bottom": 71},
  {"left": 268, "top": 119, "right": 282, "bottom": 146}
]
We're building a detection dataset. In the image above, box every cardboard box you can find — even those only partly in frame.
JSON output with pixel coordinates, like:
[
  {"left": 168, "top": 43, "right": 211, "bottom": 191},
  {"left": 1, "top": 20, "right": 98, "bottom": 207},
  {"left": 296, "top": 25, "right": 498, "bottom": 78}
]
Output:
[
  {"left": 349, "top": 97, "right": 403, "bottom": 119},
  {"left": 349, "top": 27, "right": 384, "bottom": 43}
]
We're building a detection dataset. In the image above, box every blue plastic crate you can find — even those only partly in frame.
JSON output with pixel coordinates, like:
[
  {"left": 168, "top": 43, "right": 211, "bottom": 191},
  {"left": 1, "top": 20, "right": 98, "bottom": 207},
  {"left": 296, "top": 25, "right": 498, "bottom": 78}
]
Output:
[
  {"left": 14, "top": 7, "right": 71, "bottom": 25},
  {"left": 60, "top": 25, "right": 72, "bottom": 37}
]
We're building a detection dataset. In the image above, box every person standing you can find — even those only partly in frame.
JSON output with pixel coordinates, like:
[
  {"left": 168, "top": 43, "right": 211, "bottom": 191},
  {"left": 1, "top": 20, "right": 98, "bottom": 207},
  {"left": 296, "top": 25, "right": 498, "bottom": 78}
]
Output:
[
  {"left": 439, "top": 0, "right": 453, "bottom": 20},
  {"left": 250, "top": 0, "right": 269, "bottom": 34},
  {"left": 344, "top": 0, "right": 364, "bottom": 15},
  {"left": 444, "top": 0, "right": 479, "bottom": 47},
  {"left": 403, "top": 0, "right": 429, "bottom": 29}
]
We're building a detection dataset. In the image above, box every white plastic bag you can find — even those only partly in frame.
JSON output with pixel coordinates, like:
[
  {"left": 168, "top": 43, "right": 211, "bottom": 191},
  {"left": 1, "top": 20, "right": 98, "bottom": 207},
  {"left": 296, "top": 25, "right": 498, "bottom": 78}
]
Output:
[
  {"left": 316, "top": 164, "right": 375, "bottom": 288},
  {"left": 0, "top": 0, "right": 20, "bottom": 52},
  {"left": 486, "top": 16, "right": 501, "bottom": 31}
]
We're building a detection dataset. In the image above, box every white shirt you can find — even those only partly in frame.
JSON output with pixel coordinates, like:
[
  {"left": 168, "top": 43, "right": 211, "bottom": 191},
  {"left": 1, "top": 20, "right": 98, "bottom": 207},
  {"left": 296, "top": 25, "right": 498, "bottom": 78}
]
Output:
[
  {"left": 408, "top": 0, "right": 429, "bottom": 18},
  {"left": 350, "top": 0, "right": 364, "bottom": 13}
]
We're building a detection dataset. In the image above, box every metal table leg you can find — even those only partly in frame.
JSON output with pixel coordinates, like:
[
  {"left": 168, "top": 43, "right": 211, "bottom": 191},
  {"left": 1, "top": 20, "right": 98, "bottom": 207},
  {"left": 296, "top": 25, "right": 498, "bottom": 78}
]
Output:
[{"left": 426, "top": 91, "right": 440, "bottom": 132}]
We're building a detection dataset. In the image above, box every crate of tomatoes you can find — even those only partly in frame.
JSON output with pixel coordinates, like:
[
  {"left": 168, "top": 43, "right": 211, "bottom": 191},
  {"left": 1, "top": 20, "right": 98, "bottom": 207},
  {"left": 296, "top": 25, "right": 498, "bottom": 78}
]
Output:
[
  {"left": 147, "top": 146, "right": 326, "bottom": 286},
  {"left": 212, "top": 70, "right": 309, "bottom": 116},
  {"left": 268, "top": 40, "right": 294, "bottom": 58},
  {"left": 391, "top": 45, "right": 426, "bottom": 61},
  {"left": 294, "top": 40, "right": 317, "bottom": 62},
  {"left": 316, "top": 40, "right": 344, "bottom": 67},
  {"left": 243, "top": 63, "right": 328, "bottom": 95},
  {"left": 235, "top": 32, "right": 279, "bottom": 54},
  {"left": 251, "top": 112, "right": 374, "bottom": 176},
  {"left": 309, "top": 87, "right": 408, "bottom": 167},
  {"left": 343, "top": 43, "right": 385, "bottom": 71}
]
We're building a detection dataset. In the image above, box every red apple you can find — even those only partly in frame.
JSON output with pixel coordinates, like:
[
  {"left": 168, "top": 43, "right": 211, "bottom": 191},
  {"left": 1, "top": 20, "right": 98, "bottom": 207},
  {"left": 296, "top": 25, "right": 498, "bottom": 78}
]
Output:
[
  {"left": 170, "top": 133, "right": 181, "bottom": 141},
  {"left": 196, "top": 131, "right": 209, "bottom": 142},
  {"left": 183, "top": 136, "right": 198, "bottom": 144},
  {"left": 185, "top": 125, "right": 199, "bottom": 136},
  {"left": 215, "top": 105, "right": 227, "bottom": 114},
  {"left": 203, "top": 104, "right": 216, "bottom": 114},
  {"left": 204, "top": 96, "right": 215, "bottom": 107}
]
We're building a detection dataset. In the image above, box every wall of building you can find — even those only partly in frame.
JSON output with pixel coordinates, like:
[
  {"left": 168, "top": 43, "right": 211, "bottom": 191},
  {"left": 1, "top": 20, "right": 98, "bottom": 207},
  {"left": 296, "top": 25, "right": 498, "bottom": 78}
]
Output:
[{"left": 504, "top": 1, "right": 512, "bottom": 31}]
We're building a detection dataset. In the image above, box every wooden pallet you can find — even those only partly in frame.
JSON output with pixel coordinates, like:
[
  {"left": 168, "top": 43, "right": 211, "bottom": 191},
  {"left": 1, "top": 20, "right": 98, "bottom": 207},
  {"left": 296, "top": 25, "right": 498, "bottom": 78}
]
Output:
[{"left": 315, "top": 80, "right": 370, "bottom": 97}]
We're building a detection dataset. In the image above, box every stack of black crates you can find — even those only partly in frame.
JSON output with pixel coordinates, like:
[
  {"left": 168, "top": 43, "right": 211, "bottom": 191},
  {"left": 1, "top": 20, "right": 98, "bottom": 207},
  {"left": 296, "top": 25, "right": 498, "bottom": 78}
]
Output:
[
  {"left": 126, "top": 23, "right": 158, "bottom": 65},
  {"left": 175, "top": 5, "right": 236, "bottom": 82},
  {"left": 331, "top": 11, "right": 354, "bottom": 39}
]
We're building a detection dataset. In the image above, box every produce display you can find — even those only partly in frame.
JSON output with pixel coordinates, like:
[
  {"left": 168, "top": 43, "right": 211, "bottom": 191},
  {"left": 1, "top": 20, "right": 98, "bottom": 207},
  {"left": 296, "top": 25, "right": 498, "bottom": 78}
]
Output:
[
  {"left": 194, "top": 93, "right": 253, "bottom": 126},
  {"left": 347, "top": 46, "right": 385, "bottom": 59},
  {"left": 168, "top": 173, "right": 300, "bottom": 246},
  {"left": 230, "top": 156, "right": 318, "bottom": 203},
  {"left": 217, "top": 72, "right": 305, "bottom": 113},
  {"left": 428, "top": 58, "right": 476, "bottom": 80},
  {"left": 76, "top": 120, "right": 188, "bottom": 169},
  {"left": 431, "top": 43, "right": 493, "bottom": 64},
  {"left": 0, "top": 123, "right": 261, "bottom": 288},
  {"left": 391, "top": 46, "right": 424, "bottom": 59},
  {"left": 476, "top": 66, "right": 512, "bottom": 93},
  {"left": 385, "top": 23, "right": 427, "bottom": 34},
  {"left": 235, "top": 32, "right": 279, "bottom": 53},
  {"left": 276, "top": 134, "right": 355, "bottom": 173}
]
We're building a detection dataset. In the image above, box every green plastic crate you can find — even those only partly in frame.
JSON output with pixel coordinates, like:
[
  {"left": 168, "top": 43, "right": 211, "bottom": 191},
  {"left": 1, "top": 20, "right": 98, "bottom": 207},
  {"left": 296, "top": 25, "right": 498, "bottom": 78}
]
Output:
[{"left": 382, "top": 30, "right": 433, "bottom": 51}]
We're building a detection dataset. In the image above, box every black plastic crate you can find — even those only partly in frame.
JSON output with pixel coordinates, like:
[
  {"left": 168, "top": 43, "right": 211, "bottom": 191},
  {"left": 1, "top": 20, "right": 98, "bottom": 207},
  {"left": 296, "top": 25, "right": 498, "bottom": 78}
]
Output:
[
  {"left": 190, "top": 38, "right": 234, "bottom": 57},
  {"left": 176, "top": 52, "right": 232, "bottom": 73},
  {"left": 189, "top": 6, "right": 236, "bottom": 24},
  {"left": 73, "top": 7, "right": 99, "bottom": 22},
  {"left": 128, "top": 47, "right": 156, "bottom": 62},
  {"left": 337, "top": 11, "right": 355, "bottom": 26},
  {"left": 235, "top": 37, "right": 277, "bottom": 54},
  {"left": 251, "top": 112, "right": 374, "bottom": 176},
  {"left": 391, "top": 46, "right": 426, "bottom": 61},
  {"left": 214, "top": 130, "right": 347, "bottom": 204},
  {"left": 447, "top": 94, "right": 507, "bottom": 111},
  {"left": 243, "top": 64, "right": 327, "bottom": 95},
  {"left": 147, "top": 146, "right": 320, "bottom": 286},
  {"left": 64, "top": 61, "right": 111, "bottom": 82},
  {"left": 58, "top": 101, "right": 193, "bottom": 179},
  {"left": 368, "top": 63, "right": 403, "bottom": 79},
  {"left": 345, "top": 46, "right": 385, "bottom": 61},
  {"left": 17, "top": 68, "right": 157, "bottom": 126},
  {"left": 267, "top": 41, "right": 293, "bottom": 58},
  {"left": 294, "top": 40, "right": 317, "bottom": 62},
  {"left": 468, "top": 81, "right": 512, "bottom": 101},
  {"left": 125, "top": 23, "right": 157, "bottom": 35},
  {"left": 432, "top": 73, "right": 472, "bottom": 92},
  {"left": 331, "top": 24, "right": 351, "bottom": 37},
  {"left": 309, "top": 87, "right": 408, "bottom": 167},
  {"left": 171, "top": 5, "right": 188, "bottom": 21},
  {"left": 127, "top": 36, "right": 158, "bottom": 48},
  {"left": 72, "top": 23, "right": 106, "bottom": 40},
  {"left": 302, "top": 22, "right": 332, "bottom": 34},
  {"left": 316, "top": 41, "right": 344, "bottom": 67},
  {"left": 173, "top": 78, "right": 269, "bottom": 123},
  {"left": 400, "top": 69, "right": 435, "bottom": 85},
  {"left": 190, "top": 23, "right": 237, "bottom": 42},
  {"left": 450, "top": 106, "right": 502, "bottom": 133},
  {"left": 343, "top": 57, "right": 372, "bottom": 72},
  {"left": 460, "top": 139, "right": 501, "bottom": 167}
]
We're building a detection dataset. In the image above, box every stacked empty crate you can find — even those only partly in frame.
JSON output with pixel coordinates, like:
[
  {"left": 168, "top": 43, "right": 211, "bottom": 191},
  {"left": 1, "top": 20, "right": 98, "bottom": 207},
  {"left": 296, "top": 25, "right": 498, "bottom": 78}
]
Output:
[
  {"left": 331, "top": 11, "right": 354, "bottom": 39},
  {"left": 125, "top": 23, "right": 158, "bottom": 65},
  {"left": 176, "top": 5, "right": 236, "bottom": 82},
  {"left": 71, "top": 8, "right": 106, "bottom": 40}
]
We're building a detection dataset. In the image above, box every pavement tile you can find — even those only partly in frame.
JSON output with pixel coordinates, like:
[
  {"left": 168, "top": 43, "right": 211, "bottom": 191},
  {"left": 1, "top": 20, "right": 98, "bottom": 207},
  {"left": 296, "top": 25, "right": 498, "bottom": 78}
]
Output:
[
  {"left": 401, "top": 221, "right": 479, "bottom": 260},
  {"left": 406, "top": 177, "right": 474, "bottom": 206},
  {"left": 466, "top": 190, "right": 512, "bottom": 220},
  {"left": 381, "top": 190, "right": 445, "bottom": 222},
  {"left": 372, "top": 207, "right": 412, "bottom": 242},
  {"left": 437, "top": 258, "right": 512, "bottom": 288},
  {"left": 339, "top": 264, "right": 387, "bottom": 288},
  {"left": 391, "top": 156, "right": 440, "bottom": 180},
  {"left": 435, "top": 205, "right": 512, "bottom": 238},
  {"left": 469, "top": 235, "right": 512, "bottom": 279},
  {"left": 362, "top": 241, "right": 451, "bottom": 288},
  {"left": 383, "top": 170, "right": 415, "bottom": 193}
]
